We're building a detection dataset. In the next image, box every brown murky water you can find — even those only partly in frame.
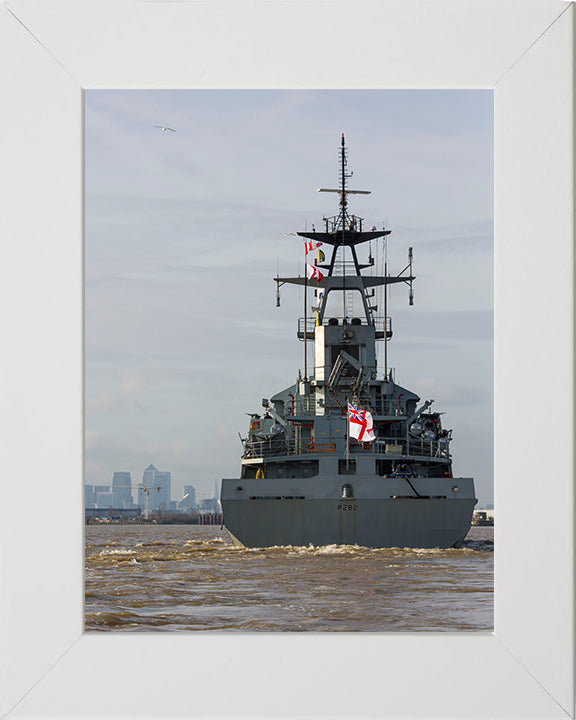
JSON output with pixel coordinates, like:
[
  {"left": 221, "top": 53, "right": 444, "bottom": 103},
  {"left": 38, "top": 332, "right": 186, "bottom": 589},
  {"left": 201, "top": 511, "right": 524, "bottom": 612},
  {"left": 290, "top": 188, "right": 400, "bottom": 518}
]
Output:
[{"left": 85, "top": 525, "right": 493, "bottom": 632}]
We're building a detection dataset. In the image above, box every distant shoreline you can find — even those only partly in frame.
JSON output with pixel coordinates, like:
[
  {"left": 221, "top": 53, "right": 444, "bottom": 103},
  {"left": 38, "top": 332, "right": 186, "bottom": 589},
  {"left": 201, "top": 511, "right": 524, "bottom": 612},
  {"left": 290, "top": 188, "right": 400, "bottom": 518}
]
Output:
[{"left": 85, "top": 512, "right": 223, "bottom": 526}]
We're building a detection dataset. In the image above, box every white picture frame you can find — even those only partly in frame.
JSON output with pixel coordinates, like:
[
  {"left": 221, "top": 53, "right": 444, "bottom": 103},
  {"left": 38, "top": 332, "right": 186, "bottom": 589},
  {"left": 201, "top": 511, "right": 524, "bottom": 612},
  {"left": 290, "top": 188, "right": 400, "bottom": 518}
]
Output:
[{"left": 0, "top": 1, "right": 573, "bottom": 718}]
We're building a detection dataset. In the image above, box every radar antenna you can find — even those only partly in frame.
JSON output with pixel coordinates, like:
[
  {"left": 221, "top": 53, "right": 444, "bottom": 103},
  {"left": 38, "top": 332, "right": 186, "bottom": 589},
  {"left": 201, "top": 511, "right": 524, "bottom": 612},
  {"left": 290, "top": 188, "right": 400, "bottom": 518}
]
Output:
[
  {"left": 393, "top": 246, "right": 416, "bottom": 306},
  {"left": 408, "top": 247, "right": 414, "bottom": 305}
]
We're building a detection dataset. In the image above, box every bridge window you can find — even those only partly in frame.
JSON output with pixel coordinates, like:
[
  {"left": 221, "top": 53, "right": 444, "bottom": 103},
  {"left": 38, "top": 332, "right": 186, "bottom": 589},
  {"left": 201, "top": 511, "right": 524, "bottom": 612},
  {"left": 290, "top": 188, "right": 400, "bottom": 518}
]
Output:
[{"left": 331, "top": 344, "right": 359, "bottom": 367}]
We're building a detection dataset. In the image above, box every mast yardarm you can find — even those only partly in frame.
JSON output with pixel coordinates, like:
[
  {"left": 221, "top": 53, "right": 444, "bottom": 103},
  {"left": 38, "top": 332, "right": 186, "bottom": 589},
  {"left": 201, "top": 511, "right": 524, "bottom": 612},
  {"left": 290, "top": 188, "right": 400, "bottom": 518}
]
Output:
[{"left": 275, "top": 134, "right": 415, "bottom": 328}]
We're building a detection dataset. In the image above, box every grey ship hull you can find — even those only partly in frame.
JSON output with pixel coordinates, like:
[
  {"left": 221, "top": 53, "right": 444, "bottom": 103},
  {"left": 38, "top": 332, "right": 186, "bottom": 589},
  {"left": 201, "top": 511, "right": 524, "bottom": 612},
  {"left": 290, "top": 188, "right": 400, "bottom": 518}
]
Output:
[{"left": 221, "top": 475, "right": 475, "bottom": 548}]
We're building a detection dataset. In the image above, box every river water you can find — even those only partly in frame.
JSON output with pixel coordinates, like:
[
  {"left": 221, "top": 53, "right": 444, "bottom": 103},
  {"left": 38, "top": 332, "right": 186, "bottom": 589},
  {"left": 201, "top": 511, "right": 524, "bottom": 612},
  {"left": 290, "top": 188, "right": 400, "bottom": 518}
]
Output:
[{"left": 85, "top": 524, "right": 493, "bottom": 632}]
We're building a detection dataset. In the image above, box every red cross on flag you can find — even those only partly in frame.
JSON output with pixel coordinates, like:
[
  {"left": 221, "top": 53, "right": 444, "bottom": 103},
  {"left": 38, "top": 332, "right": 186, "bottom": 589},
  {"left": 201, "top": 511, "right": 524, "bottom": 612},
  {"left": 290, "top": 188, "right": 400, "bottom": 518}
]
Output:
[{"left": 306, "top": 264, "right": 324, "bottom": 282}]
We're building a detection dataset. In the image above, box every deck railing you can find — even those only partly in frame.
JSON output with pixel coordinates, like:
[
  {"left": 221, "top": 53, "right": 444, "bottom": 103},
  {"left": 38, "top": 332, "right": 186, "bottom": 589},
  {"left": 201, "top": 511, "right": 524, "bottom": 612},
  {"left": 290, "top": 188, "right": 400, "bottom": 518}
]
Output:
[
  {"left": 287, "top": 398, "right": 406, "bottom": 416},
  {"left": 244, "top": 435, "right": 450, "bottom": 460},
  {"left": 297, "top": 316, "right": 388, "bottom": 339}
]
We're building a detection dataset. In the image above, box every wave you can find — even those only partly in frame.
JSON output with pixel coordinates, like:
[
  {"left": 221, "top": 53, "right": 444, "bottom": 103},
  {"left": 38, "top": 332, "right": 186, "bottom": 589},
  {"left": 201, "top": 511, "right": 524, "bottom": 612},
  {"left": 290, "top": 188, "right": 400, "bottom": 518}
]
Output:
[
  {"left": 462, "top": 538, "right": 494, "bottom": 552},
  {"left": 242, "top": 541, "right": 493, "bottom": 555},
  {"left": 87, "top": 537, "right": 493, "bottom": 568}
]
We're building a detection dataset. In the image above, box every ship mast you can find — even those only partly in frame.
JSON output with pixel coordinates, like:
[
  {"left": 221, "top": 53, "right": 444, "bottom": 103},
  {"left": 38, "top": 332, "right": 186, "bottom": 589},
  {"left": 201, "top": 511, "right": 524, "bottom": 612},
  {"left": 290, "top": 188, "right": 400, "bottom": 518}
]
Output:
[
  {"left": 275, "top": 134, "right": 415, "bottom": 367},
  {"left": 339, "top": 134, "right": 350, "bottom": 320},
  {"left": 384, "top": 249, "right": 388, "bottom": 380}
]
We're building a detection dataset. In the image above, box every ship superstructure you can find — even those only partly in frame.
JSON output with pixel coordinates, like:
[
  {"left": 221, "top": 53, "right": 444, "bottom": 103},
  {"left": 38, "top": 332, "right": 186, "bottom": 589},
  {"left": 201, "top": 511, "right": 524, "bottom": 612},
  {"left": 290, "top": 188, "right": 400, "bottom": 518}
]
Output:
[{"left": 221, "top": 135, "right": 476, "bottom": 548}]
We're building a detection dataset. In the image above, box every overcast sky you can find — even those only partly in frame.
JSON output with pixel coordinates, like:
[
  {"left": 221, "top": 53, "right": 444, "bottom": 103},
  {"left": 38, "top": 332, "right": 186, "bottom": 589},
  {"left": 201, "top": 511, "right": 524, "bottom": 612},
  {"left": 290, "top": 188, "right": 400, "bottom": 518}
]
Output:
[{"left": 85, "top": 89, "right": 493, "bottom": 506}]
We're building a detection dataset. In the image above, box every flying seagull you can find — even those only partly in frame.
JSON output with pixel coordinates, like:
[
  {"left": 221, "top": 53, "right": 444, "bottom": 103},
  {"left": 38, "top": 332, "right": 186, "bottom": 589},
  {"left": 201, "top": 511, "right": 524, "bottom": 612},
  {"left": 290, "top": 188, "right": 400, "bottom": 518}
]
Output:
[{"left": 154, "top": 126, "right": 175, "bottom": 132}]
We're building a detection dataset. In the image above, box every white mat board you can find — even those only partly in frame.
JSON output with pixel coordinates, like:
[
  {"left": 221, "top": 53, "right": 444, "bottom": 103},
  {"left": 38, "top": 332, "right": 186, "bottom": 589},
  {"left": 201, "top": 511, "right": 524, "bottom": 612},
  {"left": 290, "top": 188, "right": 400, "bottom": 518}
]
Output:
[{"left": 0, "top": 1, "right": 573, "bottom": 718}]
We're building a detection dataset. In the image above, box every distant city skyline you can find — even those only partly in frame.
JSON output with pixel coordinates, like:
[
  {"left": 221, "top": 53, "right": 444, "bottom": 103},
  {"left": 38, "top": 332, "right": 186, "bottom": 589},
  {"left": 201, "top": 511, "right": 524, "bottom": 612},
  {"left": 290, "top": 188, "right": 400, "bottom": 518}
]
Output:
[
  {"left": 84, "top": 464, "right": 219, "bottom": 513},
  {"left": 85, "top": 89, "right": 493, "bottom": 505}
]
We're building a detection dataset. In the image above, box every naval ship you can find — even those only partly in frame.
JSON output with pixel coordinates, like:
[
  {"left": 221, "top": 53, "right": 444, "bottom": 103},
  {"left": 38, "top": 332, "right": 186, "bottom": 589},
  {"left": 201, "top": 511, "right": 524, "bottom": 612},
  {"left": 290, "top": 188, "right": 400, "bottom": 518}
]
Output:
[{"left": 221, "top": 135, "right": 477, "bottom": 548}]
